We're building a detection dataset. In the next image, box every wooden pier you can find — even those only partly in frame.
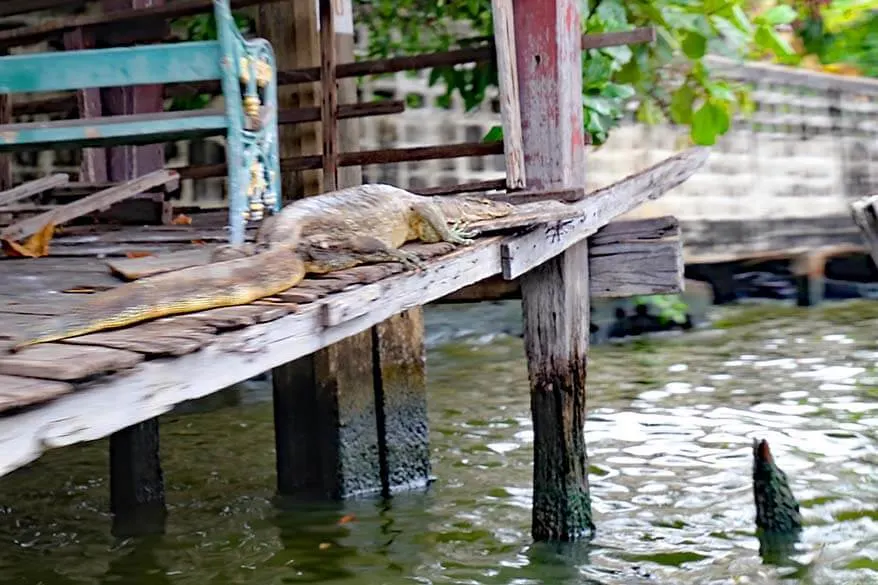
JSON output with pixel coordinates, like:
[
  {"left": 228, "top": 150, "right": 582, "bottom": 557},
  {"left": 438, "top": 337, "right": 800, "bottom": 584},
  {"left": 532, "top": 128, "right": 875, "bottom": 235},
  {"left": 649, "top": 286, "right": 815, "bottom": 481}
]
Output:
[{"left": 0, "top": 0, "right": 708, "bottom": 542}]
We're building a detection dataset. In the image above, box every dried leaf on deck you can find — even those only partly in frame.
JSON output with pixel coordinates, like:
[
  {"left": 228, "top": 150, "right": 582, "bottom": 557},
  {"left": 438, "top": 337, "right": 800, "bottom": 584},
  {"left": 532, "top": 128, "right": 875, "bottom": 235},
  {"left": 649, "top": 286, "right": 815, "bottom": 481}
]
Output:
[
  {"left": 125, "top": 250, "right": 154, "bottom": 259},
  {"left": 172, "top": 214, "right": 193, "bottom": 225},
  {"left": 0, "top": 221, "right": 56, "bottom": 258}
]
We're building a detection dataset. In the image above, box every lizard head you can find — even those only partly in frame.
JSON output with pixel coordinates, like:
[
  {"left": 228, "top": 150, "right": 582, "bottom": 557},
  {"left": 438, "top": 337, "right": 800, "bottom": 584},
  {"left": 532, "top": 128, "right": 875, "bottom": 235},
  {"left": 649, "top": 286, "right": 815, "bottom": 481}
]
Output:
[{"left": 438, "top": 196, "right": 515, "bottom": 221}]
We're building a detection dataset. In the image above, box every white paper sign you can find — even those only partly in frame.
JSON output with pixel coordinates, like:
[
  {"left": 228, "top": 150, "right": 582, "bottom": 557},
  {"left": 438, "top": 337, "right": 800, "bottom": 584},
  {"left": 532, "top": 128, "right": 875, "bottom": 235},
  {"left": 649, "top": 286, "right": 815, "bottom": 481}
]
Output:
[{"left": 315, "top": 0, "right": 354, "bottom": 35}]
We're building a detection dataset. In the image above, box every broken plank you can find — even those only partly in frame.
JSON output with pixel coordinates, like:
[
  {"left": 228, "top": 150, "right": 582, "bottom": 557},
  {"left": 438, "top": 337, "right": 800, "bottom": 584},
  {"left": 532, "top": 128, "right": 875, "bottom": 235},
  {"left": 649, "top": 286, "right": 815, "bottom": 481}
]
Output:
[
  {"left": 0, "top": 374, "right": 75, "bottom": 414},
  {"left": 105, "top": 247, "right": 217, "bottom": 280},
  {"left": 0, "top": 343, "right": 144, "bottom": 381},
  {"left": 501, "top": 146, "right": 709, "bottom": 279},
  {"left": 0, "top": 169, "right": 179, "bottom": 242},
  {"left": 0, "top": 174, "right": 70, "bottom": 206}
]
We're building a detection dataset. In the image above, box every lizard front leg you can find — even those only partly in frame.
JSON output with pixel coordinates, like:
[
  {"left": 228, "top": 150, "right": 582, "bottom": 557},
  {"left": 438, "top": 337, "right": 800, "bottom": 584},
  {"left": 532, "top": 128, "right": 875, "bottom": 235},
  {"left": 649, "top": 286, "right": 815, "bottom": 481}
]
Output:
[
  {"left": 303, "top": 234, "right": 427, "bottom": 273},
  {"left": 412, "top": 201, "right": 476, "bottom": 245}
]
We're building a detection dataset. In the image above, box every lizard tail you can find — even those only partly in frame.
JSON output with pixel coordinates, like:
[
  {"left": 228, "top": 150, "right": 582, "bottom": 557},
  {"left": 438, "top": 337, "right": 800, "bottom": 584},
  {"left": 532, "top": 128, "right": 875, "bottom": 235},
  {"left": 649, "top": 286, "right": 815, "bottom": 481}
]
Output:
[{"left": 9, "top": 246, "right": 306, "bottom": 352}]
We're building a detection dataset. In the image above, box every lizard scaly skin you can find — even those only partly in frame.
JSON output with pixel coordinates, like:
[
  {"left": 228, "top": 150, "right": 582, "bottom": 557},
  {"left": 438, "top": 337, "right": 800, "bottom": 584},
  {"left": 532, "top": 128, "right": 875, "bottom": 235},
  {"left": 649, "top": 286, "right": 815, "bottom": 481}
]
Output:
[{"left": 9, "top": 184, "right": 513, "bottom": 351}]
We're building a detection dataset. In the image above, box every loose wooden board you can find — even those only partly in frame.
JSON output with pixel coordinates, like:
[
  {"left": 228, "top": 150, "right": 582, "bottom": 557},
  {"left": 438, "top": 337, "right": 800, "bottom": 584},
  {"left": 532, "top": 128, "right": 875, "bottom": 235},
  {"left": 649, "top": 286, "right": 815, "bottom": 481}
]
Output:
[
  {"left": 0, "top": 343, "right": 144, "bottom": 381},
  {"left": 0, "top": 374, "right": 74, "bottom": 412}
]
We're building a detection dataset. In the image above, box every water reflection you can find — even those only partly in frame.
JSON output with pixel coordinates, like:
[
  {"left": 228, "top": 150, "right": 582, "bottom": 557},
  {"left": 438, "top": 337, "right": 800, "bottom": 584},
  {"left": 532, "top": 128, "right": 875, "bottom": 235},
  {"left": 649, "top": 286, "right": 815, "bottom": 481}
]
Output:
[{"left": 0, "top": 301, "right": 875, "bottom": 584}]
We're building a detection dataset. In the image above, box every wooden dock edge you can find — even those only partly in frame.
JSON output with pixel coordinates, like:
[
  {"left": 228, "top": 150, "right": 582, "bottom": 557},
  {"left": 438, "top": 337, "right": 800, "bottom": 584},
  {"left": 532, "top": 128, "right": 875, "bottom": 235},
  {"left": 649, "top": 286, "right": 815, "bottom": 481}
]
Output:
[{"left": 0, "top": 215, "right": 687, "bottom": 479}]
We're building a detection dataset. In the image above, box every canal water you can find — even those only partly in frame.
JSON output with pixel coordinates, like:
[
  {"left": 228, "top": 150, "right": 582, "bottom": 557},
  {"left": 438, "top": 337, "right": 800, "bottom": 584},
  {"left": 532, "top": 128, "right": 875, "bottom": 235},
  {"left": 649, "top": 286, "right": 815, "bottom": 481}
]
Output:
[{"left": 0, "top": 300, "right": 876, "bottom": 585}]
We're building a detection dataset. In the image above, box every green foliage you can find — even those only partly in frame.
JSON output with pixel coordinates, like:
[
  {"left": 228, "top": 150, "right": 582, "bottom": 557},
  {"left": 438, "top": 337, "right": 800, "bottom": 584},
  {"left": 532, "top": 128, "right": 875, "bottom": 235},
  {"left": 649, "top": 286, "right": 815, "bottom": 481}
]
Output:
[
  {"left": 789, "top": 1, "right": 878, "bottom": 77},
  {"left": 634, "top": 294, "right": 690, "bottom": 325},
  {"left": 353, "top": 0, "right": 802, "bottom": 146}
]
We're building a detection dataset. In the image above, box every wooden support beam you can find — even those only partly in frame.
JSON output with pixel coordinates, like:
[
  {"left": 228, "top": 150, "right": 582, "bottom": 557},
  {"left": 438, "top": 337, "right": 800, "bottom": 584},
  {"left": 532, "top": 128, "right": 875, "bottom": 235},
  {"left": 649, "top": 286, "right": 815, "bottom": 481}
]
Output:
[
  {"left": 513, "top": 0, "right": 593, "bottom": 542},
  {"left": 259, "top": 0, "right": 387, "bottom": 500},
  {"left": 439, "top": 217, "right": 683, "bottom": 302}
]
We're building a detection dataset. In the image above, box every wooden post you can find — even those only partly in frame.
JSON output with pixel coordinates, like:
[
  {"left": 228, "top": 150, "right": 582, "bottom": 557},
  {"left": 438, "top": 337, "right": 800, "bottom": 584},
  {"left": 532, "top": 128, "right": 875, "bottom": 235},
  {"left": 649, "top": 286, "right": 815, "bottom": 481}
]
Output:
[
  {"left": 0, "top": 48, "right": 11, "bottom": 191},
  {"left": 62, "top": 28, "right": 108, "bottom": 183},
  {"left": 258, "top": 0, "right": 379, "bottom": 499},
  {"left": 260, "top": 0, "right": 431, "bottom": 499},
  {"left": 513, "top": 0, "right": 594, "bottom": 540},
  {"left": 100, "top": 0, "right": 167, "bottom": 534}
]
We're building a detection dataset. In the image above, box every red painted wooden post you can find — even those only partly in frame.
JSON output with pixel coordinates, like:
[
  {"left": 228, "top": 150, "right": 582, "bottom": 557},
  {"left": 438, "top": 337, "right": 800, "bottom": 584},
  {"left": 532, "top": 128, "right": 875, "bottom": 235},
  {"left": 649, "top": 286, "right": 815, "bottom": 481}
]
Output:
[{"left": 512, "top": 0, "right": 594, "bottom": 540}]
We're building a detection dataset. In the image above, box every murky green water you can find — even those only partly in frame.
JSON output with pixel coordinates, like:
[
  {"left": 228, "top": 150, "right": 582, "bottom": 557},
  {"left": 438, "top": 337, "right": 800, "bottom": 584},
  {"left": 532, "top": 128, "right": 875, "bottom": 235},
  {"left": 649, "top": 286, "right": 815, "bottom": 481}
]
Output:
[{"left": 1, "top": 300, "right": 876, "bottom": 585}]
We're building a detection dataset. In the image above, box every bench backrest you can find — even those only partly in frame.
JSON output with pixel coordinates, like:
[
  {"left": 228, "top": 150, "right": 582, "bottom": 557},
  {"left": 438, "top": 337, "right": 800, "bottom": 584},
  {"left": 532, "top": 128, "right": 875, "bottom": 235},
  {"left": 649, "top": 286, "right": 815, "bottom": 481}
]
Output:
[{"left": 0, "top": 41, "right": 224, "bottom": 94}]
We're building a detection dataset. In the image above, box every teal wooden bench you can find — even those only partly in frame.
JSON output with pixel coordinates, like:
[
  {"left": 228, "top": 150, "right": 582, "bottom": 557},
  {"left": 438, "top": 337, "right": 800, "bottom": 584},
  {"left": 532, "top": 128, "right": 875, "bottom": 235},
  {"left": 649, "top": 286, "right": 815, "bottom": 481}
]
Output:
[{"left": 0, "top": 0, "right": 281, "bottom": 245}]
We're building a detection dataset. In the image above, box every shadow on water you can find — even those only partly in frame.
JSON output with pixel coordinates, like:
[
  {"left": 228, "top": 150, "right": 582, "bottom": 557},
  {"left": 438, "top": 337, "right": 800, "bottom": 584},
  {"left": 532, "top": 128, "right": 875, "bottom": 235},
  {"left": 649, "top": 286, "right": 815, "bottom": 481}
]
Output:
[{"left": 0, "top": 299, "right": 877, "bottom": 584}]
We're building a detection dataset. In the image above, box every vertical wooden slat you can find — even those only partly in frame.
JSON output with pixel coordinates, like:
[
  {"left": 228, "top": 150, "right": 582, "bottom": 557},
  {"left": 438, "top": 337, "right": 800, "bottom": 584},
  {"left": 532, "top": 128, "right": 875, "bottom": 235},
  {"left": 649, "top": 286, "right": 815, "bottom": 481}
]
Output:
[
  {"left": 62, "top": 27, "right": 108, "bottom": 183},
  {"left": 513, "top": 0, "right": 593, "bottom": 541},
  {"left": 318, "top": 0, "right": 339, "bottom": 191},
  {"left": 100, "top": 0, "right": 167, "bottom": 183},
  {"left": 490, "top": 0, "right": 526, "bottom": 189}
]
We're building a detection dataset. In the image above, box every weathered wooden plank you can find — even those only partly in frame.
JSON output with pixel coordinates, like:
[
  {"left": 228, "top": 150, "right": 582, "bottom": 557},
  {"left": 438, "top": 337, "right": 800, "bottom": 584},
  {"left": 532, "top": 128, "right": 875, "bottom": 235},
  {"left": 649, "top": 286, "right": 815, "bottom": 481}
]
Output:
[
  {"left": 490, "top": 0, "right": 525, "bottom": 189},
  {"left": 0, "top": 111, "right": 228, "bottom": 152},
  {"left": 0, "top": 174, "right": 70, "bottom": 206},
  {"left": 0, "top": 343, "right": 143, "bottom": 381},
  {"left": 0, "top": 374, "right": 74, "bottom": 413},
  {"left": 1, "top": 169, "right": 179, "bottom": 242},
  {"left": 60, "top": 320, "right": 217, "bottom": 356},
  {"left": 0, "top": 41, "right": 223, "bottom": 94},
  {"left": 501, "top": 147, "right": 710, "bottom": 280}
]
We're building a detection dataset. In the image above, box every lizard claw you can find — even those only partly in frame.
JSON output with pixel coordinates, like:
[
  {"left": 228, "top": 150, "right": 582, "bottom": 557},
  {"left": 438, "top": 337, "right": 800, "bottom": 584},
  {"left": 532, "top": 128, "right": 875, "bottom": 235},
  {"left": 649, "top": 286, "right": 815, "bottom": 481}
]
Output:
[
  {"left": 398, "top": 250, "right": 427, "bottom": 271},
  {"left": 448, "top": 221, "right": 476, "bottom": 245}
]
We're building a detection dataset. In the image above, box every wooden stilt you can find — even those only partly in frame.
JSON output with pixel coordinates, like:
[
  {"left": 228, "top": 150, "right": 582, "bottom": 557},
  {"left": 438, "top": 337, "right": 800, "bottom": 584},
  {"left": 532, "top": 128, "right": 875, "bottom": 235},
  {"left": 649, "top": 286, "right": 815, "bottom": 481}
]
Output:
[
  {"left": 512, "top": 0, "right": 594, "bottom": 541},
  {"left": 372, "top": 309, "right": 431, "bottom": 494},
  {"left": 101, "top": 0, "right": 168, "bottom": 534},
  {"left": 0, "top": 48, "right": 10, "bottom": 191},
  {"left": 261, "top": 0, "right": 388, "bottom": 499},
  {"left": 109, "top": 418, "right": 167, "bottom": 537}
]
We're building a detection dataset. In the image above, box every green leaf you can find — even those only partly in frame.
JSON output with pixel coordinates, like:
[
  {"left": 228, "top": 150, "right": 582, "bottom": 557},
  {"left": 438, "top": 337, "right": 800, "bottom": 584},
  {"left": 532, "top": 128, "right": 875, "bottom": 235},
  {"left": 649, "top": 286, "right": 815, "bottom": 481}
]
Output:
[
  {"left": 483, "top": 125, "right": 503, "bottom": 143},
  {"left": 760, "top": 5, "right": 798, "bottom": 26},
  {"left": 595, "top": 0, "right": 628, "bottom": 27},
  {"left": 682, "top": 32, "right": 708, "bottom": 59},
  {"left": 691, "top": 100, "right": 730, "bottom": 145},
  {"left": 755, "top": 24, "right": 796, "bottom": 57},
  {"left": 670, "top": 85, "right": 696, "bottom": 124}
]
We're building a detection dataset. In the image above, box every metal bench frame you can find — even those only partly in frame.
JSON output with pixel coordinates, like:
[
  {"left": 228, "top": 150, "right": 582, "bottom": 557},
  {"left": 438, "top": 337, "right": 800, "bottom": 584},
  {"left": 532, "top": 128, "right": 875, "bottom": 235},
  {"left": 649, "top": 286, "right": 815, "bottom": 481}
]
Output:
[{"left": 0, "top": 0, "right": 281, "bottom": 245}]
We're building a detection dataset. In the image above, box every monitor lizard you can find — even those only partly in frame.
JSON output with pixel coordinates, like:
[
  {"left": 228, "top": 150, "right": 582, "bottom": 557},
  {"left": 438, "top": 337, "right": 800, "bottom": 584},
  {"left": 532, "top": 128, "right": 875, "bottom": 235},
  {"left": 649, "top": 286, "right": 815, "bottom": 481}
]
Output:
[{"left": 9, "top": 184, "right": 514, "bottom": 351}]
